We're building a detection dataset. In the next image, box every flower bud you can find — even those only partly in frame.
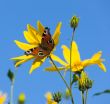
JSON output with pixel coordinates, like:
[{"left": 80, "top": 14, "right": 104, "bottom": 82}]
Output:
[
  {"left": 53, "top": 92, "right": 62, "bottom": 103},
  {"left": 18, "top": 93, "right": 26, "bottom": 104},
  {"left": 86, "top": 79, "right": 93, "bottom": 89},
  {"left": 78, "top": 71, "right": 93, "bottom": 92},
  {"left": 65, "top": 89, "right": 71, "bottom": 99},
  {"left": 70, "top": 16, "right": 79, "bottom": 29}
]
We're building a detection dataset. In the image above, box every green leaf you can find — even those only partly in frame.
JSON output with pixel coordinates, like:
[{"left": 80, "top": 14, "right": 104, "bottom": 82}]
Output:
[
  {"left": 93, "top": 92, "right": 102, "bottom": 96},
  {"left": 94, "top": 89, "right": 110, "bottom": 96},
  {"left": 103, "top": 89, "right": 110, "bottom": 93},
  {"left": 7, "top": 69, "right": 14, "bottom": 82},
  {"left": 71, "top": 74, "right": 79, "bottom": 85}
]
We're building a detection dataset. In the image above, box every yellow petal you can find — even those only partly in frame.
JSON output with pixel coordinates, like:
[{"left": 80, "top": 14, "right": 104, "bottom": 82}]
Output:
[
  {"left": 29, "top": 58, "right": 46, "bottom": 74},
  {"left": 14, "top": 55, "right": 34, "bottom": 67},
  {"left": 50, "top": 54, "right": 67, "bottom": 66},
  {"left": 11, "top": 55, "right": 34, "bottom": 60},
  {"left": 45, "top": 92, "right": 58, "bottom": 104},
  {"left": 82, "top": 58, "right": 106, "bottom": 72},
  {"left": 37, "top": 21, "right": 45, "bottom": 35},
  {"left": 14, "top": 40, "right": 36, "bottom": 51},
  {"left": 27, "top": 24, "right": 39, "bottom": 35},
  {"left": 82, "top": 51, "right": 103, "bottom": 67},
  {"left": 0, "top": 93, "right": 6, "bottom": 104},
  {"left": 97, "top": 63, "right": 106, "bottom": 72},
  {"left": 82, "top": 59, "right": 101, "bottom": 67},
  {"left": 61, "top": 45, "right": 70, "bottom": 64},
  {"left": 52, "top": 22, "right": 62, "bottom": 46},
  {"left": 27, "top": 24, "right": 42, "bottom": 43},
  {"left": 45, "top": 92, "right": 52, "bottom": 101},
  {"left": 71, "top": 41, "right": 81, "bottom": 63},
  {"left": 91, "top": 51, "right": 102, "bottom": 60},
  {"left": 82, "top": 59, "right": 91, "bottom": 67},
  {"left": 45, "top": 66, "right": 65, "bottom": 71},
  {"left": 52, "top": 102, "right": 58, "bottom": 104},
  {"left": 24, "top": 31, "right": 40, "bottom": 45}
]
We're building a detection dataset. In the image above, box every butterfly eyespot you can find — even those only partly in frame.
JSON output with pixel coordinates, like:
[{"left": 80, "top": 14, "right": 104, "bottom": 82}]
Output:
[
  {"left": 44, "top": 30, "right": 46, "bottom": 33},
  {"left": 25, "top": 50, "right": 31, "bottom": 55},
  {"left": 38, "top": 51, "right": 45, "bottom": 56},
  {"left": 29, "top": 51, "right": 32, "bottom": 54}
]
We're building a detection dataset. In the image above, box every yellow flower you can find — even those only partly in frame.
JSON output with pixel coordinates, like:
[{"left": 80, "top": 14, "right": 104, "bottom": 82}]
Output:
[
  {"left": 11, "top": 21, "right": 62, "bottom": 74},
  {"left": 45, "top": 92, "right": 58, "bottom": 104},
  {"left": 0, "top": 92, "right": 6, "bottom": 104},
  {"left": 45, "top": 41, "right": 106, "bottom": 72}
]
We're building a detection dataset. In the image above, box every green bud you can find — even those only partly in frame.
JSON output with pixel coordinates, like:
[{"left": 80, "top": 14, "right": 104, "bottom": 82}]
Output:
[
  {"left": 86, "top": 79, "right": 93, "bottom": 89},
  {"left": 7, "top": 69, "right": 14, "bottom": 82},
  {"left": 78, "top": 71, "right": 93, "bottom": 92},
  {"left": 53, "top": 92, "right": 62, "bottom": 103},
  {"left": 65, "top": 89, "right": 71, "bottom": 99},
  {"left": 70, "top": 16, "right": 79, "bottom": 29}
]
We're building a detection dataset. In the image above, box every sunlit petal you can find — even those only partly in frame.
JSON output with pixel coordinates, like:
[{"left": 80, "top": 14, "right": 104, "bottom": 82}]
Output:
[
  {"left": 82, "top": 59, "right": 91, "bottom": 67},
  {"left": 11, "top": 55, "right": 34, "bottom": 60},
  {"left": 51, "top": 54, "right": 67, "bottom": 66},
  {"left": 82, "top": 58, "right": 106, "bottom": 72},
  {"left": 29, "top": 58, "right": 46, "bottom": 74},
  {"left": 71, "top": 41, "right": 81, "bottom": 64},
  {"left": 27, "top": 24, "right": 39, "bottom": 35},
  {"left": 45, "top": 92, "right": 58, "bottom": 104},
  {"left": 24, "top": 31, "right": 40, "bottom": 45},
  {"left": 45, "top": 66, "right": 65, "bottom": 71},
  {"left": 14, "top": 55, "right": 34, "bottom": 67},
  {"left": 52, "top": 22, "right": 62, "bottom": 46},
  {"left": 91, "top": 51, "right": 102, "bottom": 60},
  {"left": 27, "top": 24, "right": 42, "bottom": 43},
  {"left": 97, "top": 63, "right": 106, "bottom": 72},
  {"left": 0, "top": 92, "right": 7, "bottom": 104},
  {"left": 82, "top": 59, "right": 102, "bottom": 67},
  {"left": 37, "top": 21, "right": 45, "bottom": 35},
  {"left": 45, "top": 92, "right": 53, "bottom": 101},
  {"left": 14, "top": 40, "right": 36, "bottom": 51},
  {"left": 61, "top": 45, "right": 70, "bottom": 64}
]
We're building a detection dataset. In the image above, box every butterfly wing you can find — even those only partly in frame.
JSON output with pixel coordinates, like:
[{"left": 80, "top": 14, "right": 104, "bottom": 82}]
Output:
[
  {"left": 24, "top": 27, "right": 54, "bottom": 60},
  {"left": 24, "top": 46, "right": 50, "bottom": 60},
  {"left": 41, "top": 27, "right": 54, "bottom": 51}
]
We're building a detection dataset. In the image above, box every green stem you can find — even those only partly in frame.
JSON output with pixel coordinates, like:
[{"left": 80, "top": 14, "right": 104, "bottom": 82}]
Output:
[
  {"left": 85, "top": 89, "right": 88, "bottom": 104},
  {"left": 70, "top": 28, "right": 75, "bottom": 88},
  {"left": 81, "top": 91, "right": 85, "bottom": 104},
  {"left": 10, "top": 68, "right": 17, "bottom": 104},
  {"left": 10, "top": 81, "right": 14, "bottom": 104},
  {"left": 49, "top": 56, "right": 69, "bottom": 89},
  {"left": 48, "top": 56, "right": 74, "bottom": 104}
]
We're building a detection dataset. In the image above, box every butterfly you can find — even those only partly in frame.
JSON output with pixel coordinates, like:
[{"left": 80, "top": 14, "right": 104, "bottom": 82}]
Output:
[{"left": 24, "top": 27, "right": 54, "bottom": 59}]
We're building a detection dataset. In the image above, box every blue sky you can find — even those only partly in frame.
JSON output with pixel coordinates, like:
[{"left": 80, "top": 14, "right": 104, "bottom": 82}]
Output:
[{"left": 0, "top": 0, "right": 110, "bottom": 104}]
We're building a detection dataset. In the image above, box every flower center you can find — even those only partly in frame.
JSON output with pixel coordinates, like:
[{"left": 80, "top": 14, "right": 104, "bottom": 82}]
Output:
[{"left": 71, "top": 62, "right": 83, "bottom": 72}]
